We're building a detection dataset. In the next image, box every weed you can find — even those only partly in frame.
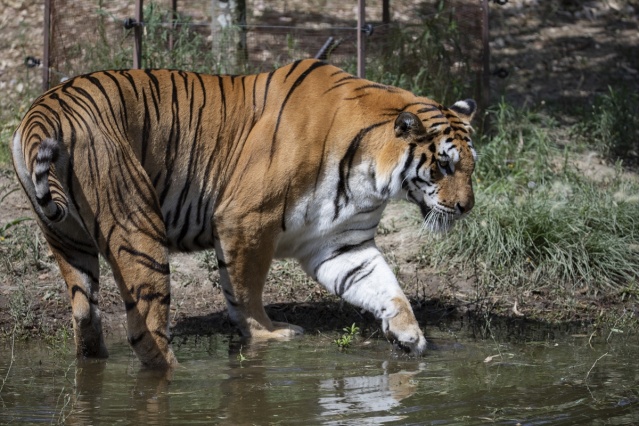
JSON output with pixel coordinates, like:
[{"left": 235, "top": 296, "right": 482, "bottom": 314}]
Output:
[
  {"left": 237, "top": 346, "right": 247, "bottom": 363},
  {"left": 8, "top": 280, "right": 37, "bottom": 335},
  {"left": 197, "top": 250, "right": 220, "bottom": 289},
  {"left": 0, "top": 217, "right": 33, "bottom": 240},
  {"left": 574, "top": 86, "right": 639, "bottom": 167},
  {"left": 334, "top": 323, "right": 360, "bottom": 350},
  {"left": 140, "top": 3, "right": 219, "bottom": 72}
]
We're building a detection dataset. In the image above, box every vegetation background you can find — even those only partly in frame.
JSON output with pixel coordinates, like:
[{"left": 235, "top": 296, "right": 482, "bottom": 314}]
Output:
[{"left": 0, "top": 0, "right": 638, "bottom": 345}]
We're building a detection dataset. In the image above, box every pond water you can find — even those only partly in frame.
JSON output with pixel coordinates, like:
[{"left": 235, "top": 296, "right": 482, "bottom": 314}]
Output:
[{"left": 1, "top": 325, "right": 637, "bottom": 425}]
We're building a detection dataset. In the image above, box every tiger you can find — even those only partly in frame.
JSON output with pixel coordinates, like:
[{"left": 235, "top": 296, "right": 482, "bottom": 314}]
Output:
[{"left": 12, "top": 59, "right": 477, "bottom": 368}]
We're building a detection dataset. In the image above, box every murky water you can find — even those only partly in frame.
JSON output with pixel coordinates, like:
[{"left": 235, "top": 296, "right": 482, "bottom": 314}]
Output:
[{"left": 1, "top": 326, "right": 637, "bottom": 425}]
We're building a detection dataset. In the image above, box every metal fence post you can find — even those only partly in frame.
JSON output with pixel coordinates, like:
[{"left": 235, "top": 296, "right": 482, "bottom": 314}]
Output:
[
  {"left": 481, "top": 0, "right": 491, "bottom": 131},
  {"left": 382, "top": 0, "right": 390, "bottom": 24},
  {"left": 133, "top": 0, "right": 143, "bottom": 68},
  {"left": 357, "top": 0, "right": 366, "bottom": 78},
  {"left": 168, "top": 0, "right": 177, "bottom": 50},
  {"left": 43, "top": 0, "right": 51, "bottom": 90}
]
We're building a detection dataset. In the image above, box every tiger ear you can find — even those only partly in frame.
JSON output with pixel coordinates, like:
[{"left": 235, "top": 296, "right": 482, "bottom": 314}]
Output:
[
  {"left": 394, "top": 112, "right": 426, "bottom": 138},
  {"left": 450, "top": 99, "right": 477, "bottom": 122}
]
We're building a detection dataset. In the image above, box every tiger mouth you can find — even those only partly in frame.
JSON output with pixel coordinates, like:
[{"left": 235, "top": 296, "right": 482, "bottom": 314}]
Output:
[
  {"left": 418, "top": 203, "right": 456, "bottom": 220},
  {"left": 393, "top": 339, "right": 412, "bottom": 354},
  {"left": 419, "top": 202, "right": 458, "bottom": 233},
  {"left": 418, "top": 203, "right": 432, "bottom": 218}
]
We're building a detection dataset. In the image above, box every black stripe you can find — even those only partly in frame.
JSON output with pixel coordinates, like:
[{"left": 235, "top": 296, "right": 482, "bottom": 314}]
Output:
[
  {"left": 158, "top": 73, "right": 181, "bottom": 207},
  {"left": 176, "top": 204, "right": 192, "bottom": 248},
  {"left": 252, "top": 74, "right": 259, "bottom": 120},
  {"left": 145, "top": 69, "right": 162, "bottom": 105},
  {"left": 36, "top": 191, "right": 52, "bottom": 206},
  {"left": 153, "top": 329, "right": 171, "bottom": 342},
  {"left": 129, "top": 332, "right": 145, "bottom": 346},
  {"left": 85, "top": 74, "right": 127, "bottom": 139},
  {"left": 354, "top": 83, "right": 395, "bottom": 92},
  {"left": 71, "top": 285, "right": 88, "bottom": 300},
  {"left": 323, "top": 75, "right": 358, "bottom": 94},
  {"left": 313, "top": 238, "right": 373, "bottom": 276},
  {"left": 118, "top": 246, "right": 170, "bottom": 274},
  {"left": 141, "top": 93, "right": 151, "bottom": 164},
  {"left": 263, "top": 70, "right": 275, "bottom": 109},
  {"left": 130, "top": 283, "right": 171, "bottom": 304},
  {"left": 281, "top": 184, "right": 290, "bottom": 231},
  {"left": 399, "top": 143, "right": 417, "bottom": 189},
  {"left": 218, "top": 76, "right": 227, "bottom": 123},
  {"left": 415, "top": 153, "right": 428, "bottom": 171},
  {"left": 285, "top": 59, "right": 304, "bottom": 79},
  {"left": 102, "top": 71, "right": 129, "bottom": 128},
  {"left": 224, "top": 294, "right": 239, "bottom": 307},
  {"left": 118, "top": 70, "right": 140, "bottom": 99},
  {"left": 336, "top": 259, "right": 376, "bottom": 296},
  {"left": 34, "top": 168, "right": 49, "bottom": 182},
  {"left": 417, "top": 105, "right": 440, "bottom": 113},
  {"left": 270, "top": 61, "right": 329, "bottom": 160},
  {"left": 336, "top": 223, "right": 378, "bottom": 235},
  {"left": 333, "top": 121, "right": 390, "bottom": 220}
]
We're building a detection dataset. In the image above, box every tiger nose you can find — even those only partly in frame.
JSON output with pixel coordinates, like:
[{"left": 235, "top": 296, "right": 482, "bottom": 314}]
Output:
[{"left": 455, "top": 199, "right": 474, "bottom": 215}]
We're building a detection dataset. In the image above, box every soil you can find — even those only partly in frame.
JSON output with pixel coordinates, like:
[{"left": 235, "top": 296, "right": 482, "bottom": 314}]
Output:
[{"left": 1, "top": 0, "right": 638, "bottom": 343}]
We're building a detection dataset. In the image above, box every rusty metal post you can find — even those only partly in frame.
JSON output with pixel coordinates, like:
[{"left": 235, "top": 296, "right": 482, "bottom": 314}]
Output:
[
  {"left": 357, "top": 0, "right": 366, "bottom": 78},
  {"left": 382, "top": 0, "right": 390, "bottom": 24},
  {"left": 481, "top": 0, "right": 491, "bottom": 130},
  {"left": 168, "top": 0, "right": 177, "bottom": 50},
  {"left": 43, "top": 0, "right": 51, "bottom": 90},
  {"left": 133, "top": 0, "right": 144, "bottom": 68}
]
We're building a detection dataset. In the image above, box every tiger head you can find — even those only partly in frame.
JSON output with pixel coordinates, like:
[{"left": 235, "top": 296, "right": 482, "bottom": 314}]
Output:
[{"left": 392, "top": 99, "right": 477, "bottom": 233}]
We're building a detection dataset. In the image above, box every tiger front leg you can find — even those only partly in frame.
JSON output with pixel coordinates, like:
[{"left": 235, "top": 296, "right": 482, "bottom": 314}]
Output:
[{"left": 304, "top": 240, "right": 426, "bottom": 355}]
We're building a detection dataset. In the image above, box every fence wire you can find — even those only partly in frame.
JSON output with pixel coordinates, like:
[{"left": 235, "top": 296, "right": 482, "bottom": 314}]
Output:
[{"left": 45, "top": 0, "right": 489, "bottom": 105}]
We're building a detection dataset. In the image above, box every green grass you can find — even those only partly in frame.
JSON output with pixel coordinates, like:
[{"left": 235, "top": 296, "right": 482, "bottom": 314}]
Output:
[
  {"left": 422, "top": 101, "right": 639, "bottom": 301},
  {"left": 574, "top": 86, "right": 639, "bottom": 167}
]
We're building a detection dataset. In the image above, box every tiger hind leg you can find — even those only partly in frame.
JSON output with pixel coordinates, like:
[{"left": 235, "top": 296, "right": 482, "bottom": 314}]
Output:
[
  {"left": 46, "top": 233, "right": 108, "bottom": 359},
  {"left": 104, "top": 227, "right": 178, "bottom": 369}
]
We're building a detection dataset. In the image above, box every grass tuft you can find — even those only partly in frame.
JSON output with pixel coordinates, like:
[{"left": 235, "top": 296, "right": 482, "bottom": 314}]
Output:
[
  {"left": 422, "top": 102, "right": 639, "bottom": 300},
  {"left": 574, "top": 86, "right": 639, "bottom": 168}
]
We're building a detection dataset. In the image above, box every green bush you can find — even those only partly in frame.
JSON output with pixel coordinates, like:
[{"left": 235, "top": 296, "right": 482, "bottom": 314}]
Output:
[{"left": 576, "top": 86, "right": 639, "bottom": 167}]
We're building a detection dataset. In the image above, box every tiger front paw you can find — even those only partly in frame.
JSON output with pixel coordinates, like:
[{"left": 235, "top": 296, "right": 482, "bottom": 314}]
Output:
[{"left": 382, "top": 298, "right": 427, "bottom": 356}]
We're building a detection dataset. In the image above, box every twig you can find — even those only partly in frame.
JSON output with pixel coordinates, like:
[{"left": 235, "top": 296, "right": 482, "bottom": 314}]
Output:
[
  {"left": 0, "top": 324, "right": 17, "bottom": 396},
  {"left": 585, "top": 351, "right": 609, "bottom": 402}
]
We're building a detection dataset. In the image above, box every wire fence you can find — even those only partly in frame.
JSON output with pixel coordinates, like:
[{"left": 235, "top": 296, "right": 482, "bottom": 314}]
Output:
[{"left": 42, "top": 0, "right": 492, "bottom": 107}]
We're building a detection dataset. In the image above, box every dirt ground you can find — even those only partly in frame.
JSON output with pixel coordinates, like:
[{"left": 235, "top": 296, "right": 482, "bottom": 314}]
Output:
[{"left": 1, "top": 0, "right": 638, "bottom": 342}]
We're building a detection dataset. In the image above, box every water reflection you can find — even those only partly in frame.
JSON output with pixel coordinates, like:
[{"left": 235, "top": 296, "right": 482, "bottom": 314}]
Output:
[
  {"left": 52, "top": 338, "right": 424, "bottom": 425},
  {"left": 66, "top": 359, "right": 173, "bottom": 425},
  {"left": 216, "top": 340, "right": 424, "bottom": 425},
  {"left": 1, "top": 331, "right": 638, "bottom": 424},
  {"left": 318, "top": 360, "right": 423, "bottom": 424}
]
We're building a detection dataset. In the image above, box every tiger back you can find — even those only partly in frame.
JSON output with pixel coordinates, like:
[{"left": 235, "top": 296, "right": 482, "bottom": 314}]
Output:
[{"left": 12, "top": 59, "right": 477, "bottom": 367}]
